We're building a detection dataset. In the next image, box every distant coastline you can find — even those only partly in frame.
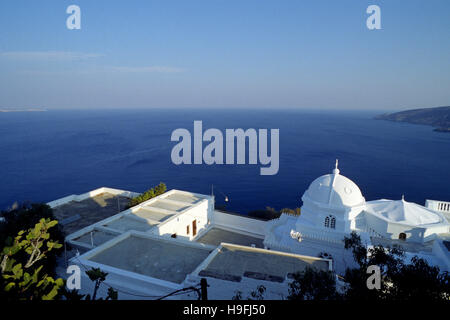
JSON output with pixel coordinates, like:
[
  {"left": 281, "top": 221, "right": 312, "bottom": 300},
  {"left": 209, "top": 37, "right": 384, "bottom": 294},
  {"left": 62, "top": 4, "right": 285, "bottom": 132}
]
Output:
[
  {"left": 0, "top": 108, "right": 47, "bottom": 113},
  {"left": 375, "top": 106, "right": 450, "bottom": 132}
]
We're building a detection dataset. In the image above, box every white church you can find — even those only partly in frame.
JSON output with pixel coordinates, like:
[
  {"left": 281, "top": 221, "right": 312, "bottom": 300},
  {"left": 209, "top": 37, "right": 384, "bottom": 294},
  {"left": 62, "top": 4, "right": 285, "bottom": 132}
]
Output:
[
  {"left": 264, "top": 160, "right": 450, "bottom": 274},
  {"left": 51, "top": 161, "right": 450, "bottom": 299}
]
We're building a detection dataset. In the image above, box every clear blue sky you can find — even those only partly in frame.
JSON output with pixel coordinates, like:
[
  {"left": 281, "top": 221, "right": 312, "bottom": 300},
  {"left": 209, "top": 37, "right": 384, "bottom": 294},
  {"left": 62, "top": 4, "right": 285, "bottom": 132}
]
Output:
[{"left": 0, "top": 0, "right": 449, "bottom": 110}]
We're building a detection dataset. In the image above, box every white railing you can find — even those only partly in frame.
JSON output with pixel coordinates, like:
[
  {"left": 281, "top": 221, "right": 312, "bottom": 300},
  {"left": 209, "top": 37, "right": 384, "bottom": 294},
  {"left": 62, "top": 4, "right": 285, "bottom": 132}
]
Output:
[
  {"left": 425, "top": 199, "right": 450, "bottom": 213},
  {"left": 364, "top": 226, "right": 384, "bottom": 238}
]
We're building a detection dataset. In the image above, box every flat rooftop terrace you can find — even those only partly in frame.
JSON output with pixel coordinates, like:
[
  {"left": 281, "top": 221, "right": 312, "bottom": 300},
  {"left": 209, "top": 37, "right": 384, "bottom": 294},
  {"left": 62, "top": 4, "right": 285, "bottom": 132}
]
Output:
[
  {"left": 132, "top": 207, "right": 175, "bottom": 223},
  {"left": 199, "top": 244, "right": 331, "bottom": 283},
  {"left": 87, "top": 234, "right": 214, "bottom": 284},
  {"left": 72, "top": 229, "right": 119, "bottom": 248},
  {"left": 164, "top": 192, "right": 203, "bottom": 204},
  {"left": 53, "top": 192, "right": 131, "bottom": 235},
  {"left": 98, "top": 192, "right": 209, "bottom": 234},
  {"left": 65, "top": 190, "right": 213, "bottom": 251},
  {"left": 196, "top": 227, "right": 264, "bottom": 248}
]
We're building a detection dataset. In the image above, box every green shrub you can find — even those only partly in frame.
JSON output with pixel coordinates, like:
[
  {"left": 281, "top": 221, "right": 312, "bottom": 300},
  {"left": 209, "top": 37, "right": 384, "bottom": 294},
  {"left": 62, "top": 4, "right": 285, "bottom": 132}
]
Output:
[
  {"left": 0, "top": 218, "right": 64, "bottom": 300},
  {"left": 0, "top": 203, "right": 64, "bottom": 278},
  {"left": 128, "top": 182, "right": 167, "bottom": 207}
]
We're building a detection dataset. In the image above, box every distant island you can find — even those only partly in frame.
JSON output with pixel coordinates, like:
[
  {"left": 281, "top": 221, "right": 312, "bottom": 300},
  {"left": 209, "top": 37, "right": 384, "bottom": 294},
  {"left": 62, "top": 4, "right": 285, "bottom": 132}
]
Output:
[{"left": 375, "top": 106, "right": 450, "bottom": 132}]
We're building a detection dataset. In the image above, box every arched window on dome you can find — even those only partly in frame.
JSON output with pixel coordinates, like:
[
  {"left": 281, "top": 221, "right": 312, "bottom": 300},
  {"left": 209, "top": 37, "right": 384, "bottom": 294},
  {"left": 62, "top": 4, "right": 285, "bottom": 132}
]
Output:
[
  {"left": 330, "top": 216, "right": 336, "bottom": 229},
  {"left": 324, "top": 215, "right": 336, "bottom": 229},
  {"left": 324, "top": 216, "right": 330, "bottom": 228}
]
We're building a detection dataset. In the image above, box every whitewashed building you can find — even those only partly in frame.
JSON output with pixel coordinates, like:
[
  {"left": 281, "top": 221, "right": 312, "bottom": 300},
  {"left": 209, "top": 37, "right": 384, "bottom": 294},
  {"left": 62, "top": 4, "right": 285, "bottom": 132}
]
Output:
[
  {"left": 51, "top": 162, "right": 450, "bottom": 299},
  {"left": 53, "top": 188, "right": 331, "bottom": 299}
]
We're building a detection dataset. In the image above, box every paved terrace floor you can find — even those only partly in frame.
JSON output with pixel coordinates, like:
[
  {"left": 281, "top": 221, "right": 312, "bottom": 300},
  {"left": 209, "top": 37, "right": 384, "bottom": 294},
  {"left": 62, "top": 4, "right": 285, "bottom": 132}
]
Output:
[
  {"left": 88, "top": 235, "right": 213, "bottom": 284},
  {"left": 199, "top": 244, "right": 330, "bottom": 283},
  {"left": 196, "top": 228, "right": 264, "bottom": 248},
  {"left": 52, "top": 193, "right": 131, "bottom": 235}
]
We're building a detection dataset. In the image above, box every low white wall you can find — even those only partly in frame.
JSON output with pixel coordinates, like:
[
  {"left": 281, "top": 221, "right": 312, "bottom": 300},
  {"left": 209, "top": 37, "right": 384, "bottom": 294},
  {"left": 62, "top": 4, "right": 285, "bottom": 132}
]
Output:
[
  {"left": 426, "top": 199, "right": 450, "bottom": 213},
  {"left": 70, "top": 259, "right": 179, "bottom": 300},
  {"left": 212, "top": 211, "right": 267, "bottom": 237},
  {"left": 47, "top": 195, "right": 78, "bottom": 208},
  {"left": 47, "top": 187, "right": 140, "bottom": 208}
]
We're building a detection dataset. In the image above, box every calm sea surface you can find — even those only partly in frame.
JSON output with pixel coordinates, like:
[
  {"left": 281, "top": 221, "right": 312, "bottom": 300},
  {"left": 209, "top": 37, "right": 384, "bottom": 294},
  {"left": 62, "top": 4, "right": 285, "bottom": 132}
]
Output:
[{"left": 0, "top": 109, "right": 449, "bottom": 213}]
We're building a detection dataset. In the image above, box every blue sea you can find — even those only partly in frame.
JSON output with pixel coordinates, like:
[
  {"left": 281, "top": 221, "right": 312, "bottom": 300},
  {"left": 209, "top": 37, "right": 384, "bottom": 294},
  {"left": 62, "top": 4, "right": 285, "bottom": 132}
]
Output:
[{"left": 0, "top": 109, "right": 449, "bottom": 214}]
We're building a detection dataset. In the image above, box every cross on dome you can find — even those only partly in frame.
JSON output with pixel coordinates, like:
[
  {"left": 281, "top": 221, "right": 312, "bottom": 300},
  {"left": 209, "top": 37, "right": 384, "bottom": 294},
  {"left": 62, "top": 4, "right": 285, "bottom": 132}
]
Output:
[
  {"left": 302, "top": 159, "right": 365, "bottom": 208},
  {"left": 333, "top": 159, "right": 340, "bottom": 174}
]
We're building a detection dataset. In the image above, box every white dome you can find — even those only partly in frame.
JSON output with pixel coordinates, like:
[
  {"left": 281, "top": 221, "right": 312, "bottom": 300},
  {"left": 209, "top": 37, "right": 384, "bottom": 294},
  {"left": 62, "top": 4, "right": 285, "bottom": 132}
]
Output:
[
  {"left": 365, "top": 199, "right": 444, "bottom": 226},
  {"left": 303, "top": 170, "right": 365, "bottom": 208}
]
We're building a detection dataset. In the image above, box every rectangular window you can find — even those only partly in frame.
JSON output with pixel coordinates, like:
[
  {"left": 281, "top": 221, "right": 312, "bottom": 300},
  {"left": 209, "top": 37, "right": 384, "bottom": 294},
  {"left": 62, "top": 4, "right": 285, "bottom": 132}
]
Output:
[{"left": 187, "top": 225, "right": 190, "bottom": 235}]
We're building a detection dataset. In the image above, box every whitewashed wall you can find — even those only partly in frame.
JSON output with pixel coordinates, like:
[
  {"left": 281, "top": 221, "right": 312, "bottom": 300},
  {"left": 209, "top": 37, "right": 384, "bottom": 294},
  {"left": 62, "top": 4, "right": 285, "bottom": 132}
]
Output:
[
  {"left": 364, "top": 212, "right": 448, "bottom": 243},
  {"left": 211, "top": 210, "right": 267, "bottom": 237},
  {"left": 154, "top": 199, "right": 212, "bottom": 240}
]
